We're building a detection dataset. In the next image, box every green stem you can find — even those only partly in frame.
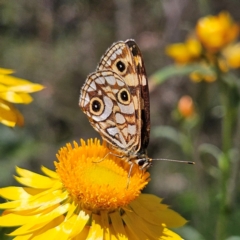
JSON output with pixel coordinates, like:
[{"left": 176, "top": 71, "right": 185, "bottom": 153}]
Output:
[{"left": 215, "top": 69, "right": 233, "bottom": 240}]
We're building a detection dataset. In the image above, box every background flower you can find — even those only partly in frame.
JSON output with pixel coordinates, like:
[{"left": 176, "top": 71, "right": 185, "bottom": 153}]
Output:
[
  {"left": 196, "top": 11, "right": 239, "bottom": 53},
  {"left": 222, "top": 43, "right": 240, "bottom": 68},
  {"left": 165, "top": 38, "right": 202, "bottom": 64},
  {"left": 0, "top": 68, "right": 44, "bottom": 127}
]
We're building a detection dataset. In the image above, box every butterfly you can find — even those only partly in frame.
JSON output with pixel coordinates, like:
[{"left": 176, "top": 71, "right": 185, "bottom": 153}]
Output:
[{"left": 79, "top": 39, "right": 152, "bottom": 171}]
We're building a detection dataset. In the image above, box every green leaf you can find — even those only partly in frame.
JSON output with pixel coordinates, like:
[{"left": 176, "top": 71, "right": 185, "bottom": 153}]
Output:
[
  {"left": 198, "top": 143, "right": 222, "bottom": 161},
  {"left": 152, "top": 126, "right": 185, "bottom": 147},
  {"left": 225, "top": 236, "right": 240, "bottom": 240},
  {"left": 150, "top": 64, "right": 215, "bottom": 85},
  {"left": 222, "top": 72, "right": 240, "bottom": 87},
  {"left": 175, "top": 226, "right": 206, "bottom": 240},
  {"left": 152, "top": 126, "right": 193, "bottom": 156},
  {"left": 198, "top": 143, "right": 222, "bottom": 178}
]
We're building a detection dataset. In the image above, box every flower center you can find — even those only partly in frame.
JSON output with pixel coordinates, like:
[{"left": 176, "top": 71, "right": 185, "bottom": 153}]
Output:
[{"left": 55, "top": 139, "right": 150, "bottom": 211}]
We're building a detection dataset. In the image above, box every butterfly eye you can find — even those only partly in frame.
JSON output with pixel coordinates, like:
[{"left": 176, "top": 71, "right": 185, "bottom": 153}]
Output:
[
  {"left": 116, "top": 60, "right": 126, "bottom": 72},
  {"left": 135, "top": 158, "right": 151, "bottom": 169},
  {"left": 89, "top": 97, "right": 104, "bottom": 116},
  {"left": 137, "top": 159, "right": 146, "bottom": 166},
  {"left": 117, "top": 88, "right": 131, "bottom": 105}
]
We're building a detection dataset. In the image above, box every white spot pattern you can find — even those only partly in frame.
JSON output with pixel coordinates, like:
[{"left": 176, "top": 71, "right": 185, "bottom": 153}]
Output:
[
  {"left": 118, "top": 102, "right": 134, "bottom": 114},
  {"left": 105, "top": 75, "right": 116, "bottom": 85},
  {"left": 116, "top": 113, "right": 125, "bottom": 124}
]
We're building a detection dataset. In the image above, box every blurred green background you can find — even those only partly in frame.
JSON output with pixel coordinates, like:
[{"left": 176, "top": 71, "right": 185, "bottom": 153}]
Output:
[{"left": 1, "top": 1, "right": 240, "bottom": 239}]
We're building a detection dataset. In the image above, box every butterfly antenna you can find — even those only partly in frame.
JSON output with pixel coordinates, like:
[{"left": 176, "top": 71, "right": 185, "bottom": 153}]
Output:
[{"left": 152, "top": 158, "right": 195, "bottom": 165}]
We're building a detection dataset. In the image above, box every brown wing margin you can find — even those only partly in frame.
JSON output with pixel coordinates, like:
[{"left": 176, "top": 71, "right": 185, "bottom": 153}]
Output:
[{"left": 125, "top": 39, "right": 150, "bottom": 151}]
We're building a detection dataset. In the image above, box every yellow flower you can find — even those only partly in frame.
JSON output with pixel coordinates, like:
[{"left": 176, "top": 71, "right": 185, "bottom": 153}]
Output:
[
  {"left": 0, "top": 139, "right": 186, "bottom": 239},
  {"left": 188, "top": 61, "right": 216, "bottom": 83},
  {"left": 165, "top": 38, "right": 202, "bottom": 64},
  {"left": 222, "top": 43, "right": 240, "bottom": 68},
  {"left": 189, "top": 71, "right": 216, "bottom": 83},
  {"left": 196, "top": 11, "right": 239, "bottom": 53},
  {"left": 0, "top": 68, "right": 44, "bottom": 127}
]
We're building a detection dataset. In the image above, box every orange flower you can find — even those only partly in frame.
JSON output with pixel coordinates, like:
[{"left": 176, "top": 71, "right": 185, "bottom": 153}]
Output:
[
  {"left": 196, "top": 11, "right": 239, "bottom": 53},
  {"left": 178, "top": 95, "right": 196, "bottom": 118}
]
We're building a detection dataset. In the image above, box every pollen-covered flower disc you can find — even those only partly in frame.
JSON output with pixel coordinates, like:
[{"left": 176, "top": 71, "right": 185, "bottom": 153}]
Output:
[{"left": 55, "top": 138, "right": 150, "bottom": 211}]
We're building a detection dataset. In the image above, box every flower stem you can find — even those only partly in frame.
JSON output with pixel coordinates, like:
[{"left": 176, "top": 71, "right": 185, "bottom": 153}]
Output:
[{"left": 215, "top": 71, "right": 234, "bottom": 240}]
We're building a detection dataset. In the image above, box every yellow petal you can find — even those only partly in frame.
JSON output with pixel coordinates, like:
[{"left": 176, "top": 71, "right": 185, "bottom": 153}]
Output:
[
  {"left": 0, "top": 83, "right": 9, "bottom": 91},
  {"left": 0, "top": 75, "right": 36, "bottom": 86},
  {"left": 73, "top": 226, "right": 89, "bottom": 239},
  {"left": 0, "top": 213, "right": 39, "bottom": 226},
  {"left": 162, "top": 227, "right": 183, "bottom": 240},
  {"left": 129, "top": 197, "right": 168, "bottom": 225},
  {"left": 14, "top": 234, "right": 33, "bottom": 240},
  {"left": 125, "top": 210, "right": 164, "bottom": 239},
  {"left": 15, "top": 167, "right": 58, "bottom": 188},
  {"left": 1, "top": 189, "right": 67, "bottom": 213},
  {"left": 23, "top": 190, "right": 68, "bottom": 212},
  {"left": 0, "top": 104, "right": 18, "bottom": 126},
  {"left": 135, "top": 194, "right": 166, "bottom": 211},
  {"left": 50, "top": 203, "right": 78, "bottom": 239},
  {"left": 41, "top": 166, "right": 59, "bottom": 179},
  {"left": 0, "top": 118, "right": 16, "bottom": 127},
  {"left": 0, "top": 68, "right": 14, "bottom": 75},
  {"left": 100, "top": 211, "right": 110, "bottom": 240},
  {"left": 109, "top": 211, "right": 128, "bottom": 240},
  {"left": 86, "top": 214, "right": 103, "bottom": 240},
  {"left": 0, "top": 187, "right": 42, "bottom": 200},
  {"left": 0, "top": 92, "right": 33, "bottom": 104},
  {"left": 132, "top": 195, "right": 187, "bottom": 228},
  {"left": 7, "top": 83, "right": 44, "bottom": 93},
  {"left": 109, "top": 225, "right": 120, "bottom": 240},
  {"left": 64, "top": 201, "right": 77, "bottom": 220},
  {"left": 122, "top": 212, "right": 149, "bottom": 239},
  {"left": 54, "top": 216, "right": 82, "bottom": 239},
  {"left": 12, "top": 215, "right": 64, "bottom": 240},
  {"left": 69, "top": 210, "right": 91, "bottom": 238},
  {"left": 0, "top": 200, "right": 23, "bottom": 209},
  {"left": 0, "top": 99, "right": 24, "bottom": 127},
  {"left": 124, "top": 225, "right": 142, "bottom": 240},
  {"left": 153, "top": 208, "right": 187, "bottom": 228},
  {"left": 8, "top": 203, "right": 70, "bottom": 235},
  {"left": 128, "top": 201, "right": 158, "bottom": 223}
]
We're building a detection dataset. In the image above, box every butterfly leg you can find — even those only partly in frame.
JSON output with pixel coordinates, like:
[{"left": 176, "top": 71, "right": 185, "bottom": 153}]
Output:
[
  {"left": 92, "top": 151, "right": 125, "bottom": 164},
  {"left": 126, "top": 162, "right": 134, "bottom": 188},
  {"left": 92, "top": 151, "right": 111, "bottom": 164}
]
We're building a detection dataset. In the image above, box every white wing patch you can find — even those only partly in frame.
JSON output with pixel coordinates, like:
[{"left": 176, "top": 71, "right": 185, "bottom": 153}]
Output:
[
  {"left": 118, "top": 102, "right": 135, "bottom": 114},
  {"left": 116, "top": 113, "right": 125, "bottom": 124},
  {"left": 90, "top": 81, "right": 96, "bottom": 90},
  {"left": 105, "top": 75, "right": 116, "bottom": 85}
]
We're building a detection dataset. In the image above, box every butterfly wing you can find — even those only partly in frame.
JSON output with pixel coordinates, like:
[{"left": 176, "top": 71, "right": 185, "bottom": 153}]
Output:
[
  {"left": 125, "top": 39, "right": 150, "bottom": 152},
  {"left": 79, "top": 70, "right": 139, "bottom": 154},
  {"left": 96, "top": 41, "right": 142, "bottom": 153}
]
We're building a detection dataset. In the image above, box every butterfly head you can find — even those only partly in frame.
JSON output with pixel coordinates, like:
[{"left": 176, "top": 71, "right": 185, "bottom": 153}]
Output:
[
  {"left": 135, "top": 157, "right": 152, "bottom": 170},
  {"left": 133, "top": 149, "right": 152, "bottom": 170}
]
